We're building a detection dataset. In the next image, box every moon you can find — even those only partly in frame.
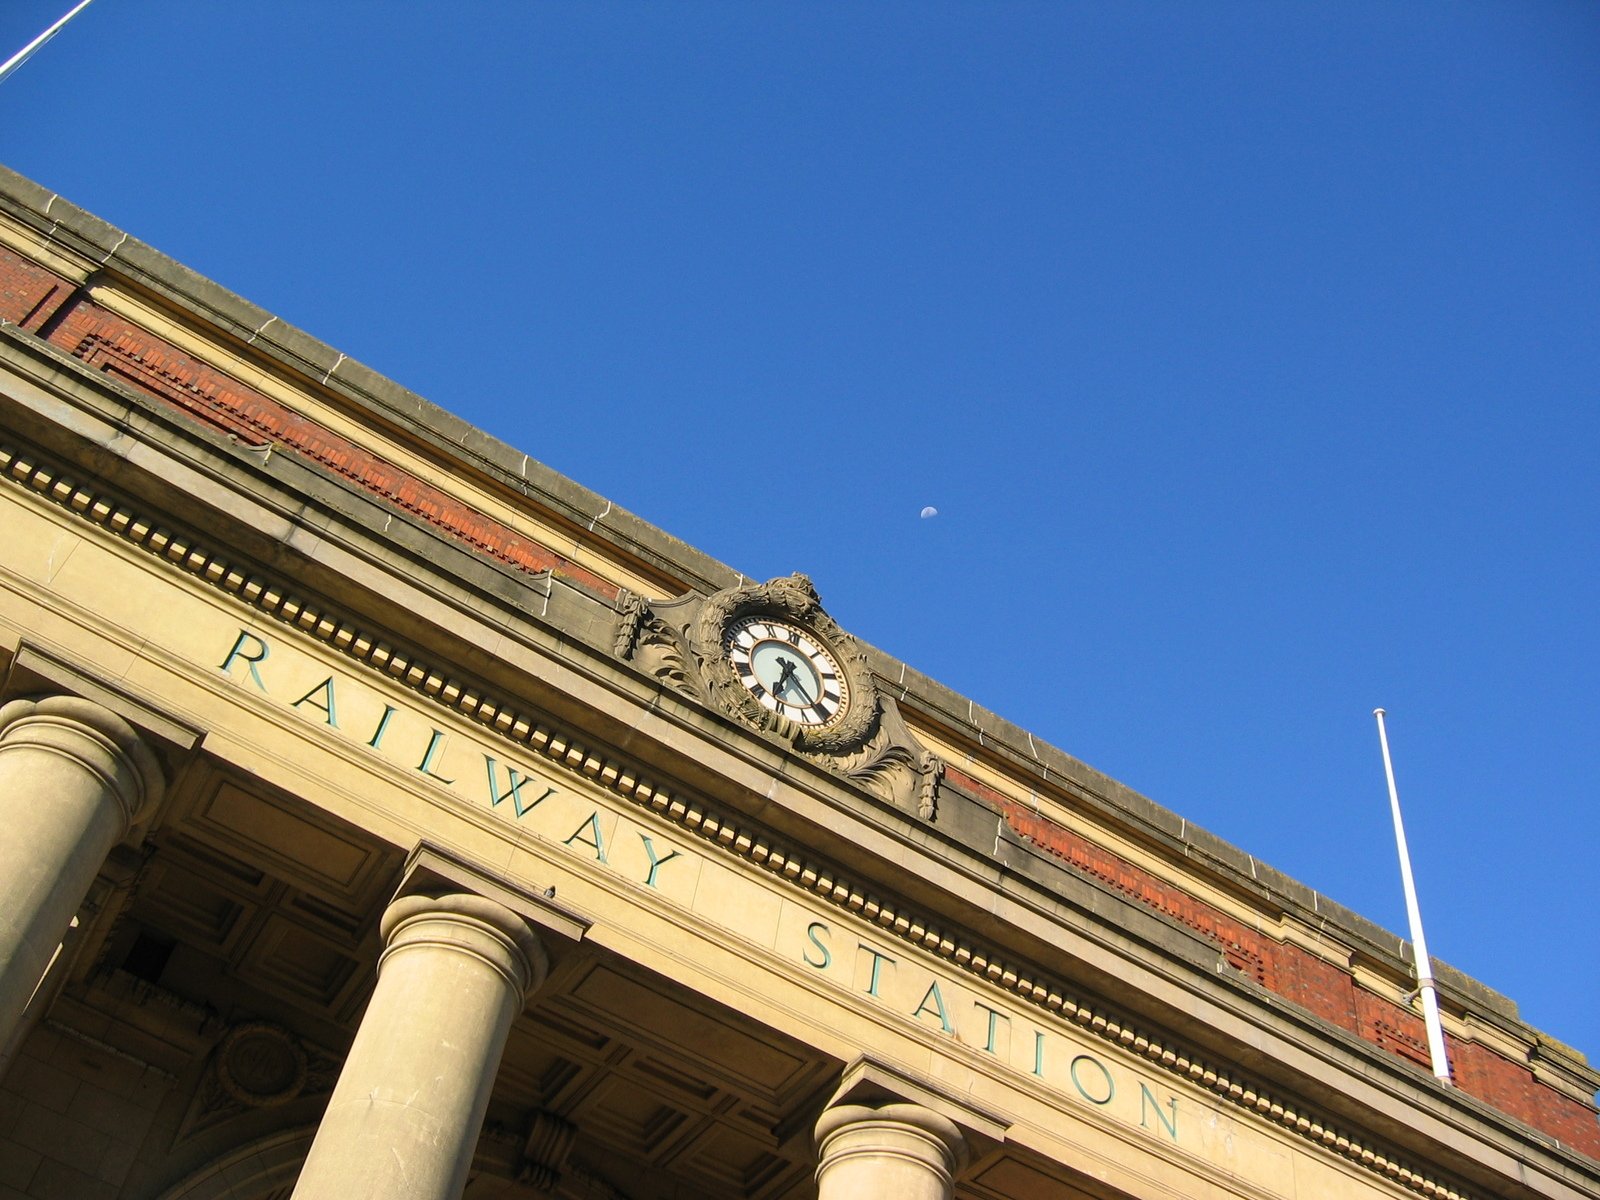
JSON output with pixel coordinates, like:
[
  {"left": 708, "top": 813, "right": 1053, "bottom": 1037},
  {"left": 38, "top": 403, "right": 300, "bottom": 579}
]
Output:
[{"left": 919, "top": 506, "right": 938, "bottom": 519}]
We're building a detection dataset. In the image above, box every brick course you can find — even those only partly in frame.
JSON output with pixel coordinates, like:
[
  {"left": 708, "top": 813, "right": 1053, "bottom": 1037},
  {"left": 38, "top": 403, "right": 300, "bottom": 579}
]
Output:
[
  {"left": 945, "top": 764, "right": 1600, "bottom": 1157},
  {"left": 0, "top": 246, "right": 618, "bottom": 602}
]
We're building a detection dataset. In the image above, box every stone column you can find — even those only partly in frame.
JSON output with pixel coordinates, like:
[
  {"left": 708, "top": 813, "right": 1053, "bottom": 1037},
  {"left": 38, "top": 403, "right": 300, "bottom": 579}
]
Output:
[
  {"left": 292, "top": 891, "right": 549, "bottom": 1200},
  {"left": 814, "top": 1101, "right": 968, "bottom": 1200},
  {"left": 0, "top": 696, "right": 162, "bottom": 1044}
]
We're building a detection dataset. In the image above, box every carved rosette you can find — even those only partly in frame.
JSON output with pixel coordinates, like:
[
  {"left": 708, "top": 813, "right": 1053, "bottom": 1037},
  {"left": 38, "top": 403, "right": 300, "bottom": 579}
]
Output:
[
  {"left": 215, "top": 1021, "right": 309, "bottom": 1106},
  {"left": 612, "top": 574, "right": 944, "bottom": 821},
  {"left": 176, "top": 1021, "right": 341, "bottom": 1143}
]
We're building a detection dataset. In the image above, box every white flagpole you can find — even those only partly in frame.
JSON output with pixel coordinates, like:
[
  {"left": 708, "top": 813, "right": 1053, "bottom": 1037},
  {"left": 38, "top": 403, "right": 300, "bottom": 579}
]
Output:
[
  {"left": 1373, "top": 707, "right": 1452, "bottom": 1084},
  {"left": 0, "top": 0, "right": 97, "bottom": 87}
]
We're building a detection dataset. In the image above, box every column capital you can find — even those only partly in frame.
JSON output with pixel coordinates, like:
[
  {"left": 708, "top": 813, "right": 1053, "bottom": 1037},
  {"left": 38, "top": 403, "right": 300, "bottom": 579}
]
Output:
[
  {"left": 816, "top": 1099, "right": 968, "bottom": 1169},
  {"left": 380, "top": 891, "right": 550, "bottom": 1003},
  {"left": 814, "top": 1100, "right": 969, "bottom": 1200},
  {"left": 0, "top": 694, "right": 165, "bottom": 832},
  {"left": 811, "top": 1057, "right": 1011, "bottom": 1200},
  {"left": 0, "top": 694, "right": 165, "bottom": 1049}
]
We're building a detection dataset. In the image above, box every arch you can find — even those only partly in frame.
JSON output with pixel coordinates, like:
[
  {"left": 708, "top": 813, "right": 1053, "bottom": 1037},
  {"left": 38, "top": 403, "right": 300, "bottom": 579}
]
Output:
[{"left": 150, "top": 1127, "right": 313, "bottom": 1200}]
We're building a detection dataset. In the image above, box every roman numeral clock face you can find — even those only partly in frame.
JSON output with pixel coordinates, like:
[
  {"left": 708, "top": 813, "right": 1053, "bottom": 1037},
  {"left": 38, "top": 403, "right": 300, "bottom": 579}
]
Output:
[{"left": 726, "top": 616, "right": 849, "bottom": 727}]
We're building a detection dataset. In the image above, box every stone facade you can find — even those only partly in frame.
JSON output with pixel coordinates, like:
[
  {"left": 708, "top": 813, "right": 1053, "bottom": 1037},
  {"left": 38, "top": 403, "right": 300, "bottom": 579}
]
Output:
[{"left": 0, "top": 162, "right": 1595, "bottom": 1200}]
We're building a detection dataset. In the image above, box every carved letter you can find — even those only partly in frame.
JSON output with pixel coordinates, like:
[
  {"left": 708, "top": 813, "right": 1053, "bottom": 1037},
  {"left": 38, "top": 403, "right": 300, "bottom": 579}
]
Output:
[
  {"left": 367, "top": 703, "right": 397, "bottom": 749},
  {"left": 219, "top": 629, "right": 270, "bottom": 690},
  {"left": 484, "top": 755, "right": 555, "bottom": 818},
  {"left": 416, "top": 728, "right": 456, "bottom": 785},
  {"left": 1070, "top": 1055, "right": 1115, "bottom": 1105},
  {"left": 1140, "top": 1084, "right": 1178, "bottom": 1140},
  {"left": 563, "top": 812, "right": 607, "bottom": 862},
  {"left": 804, "top": 921, "right": 832, "bottom": 970},
  {"left": 912, "top": 982, "right": 953, "bottom": 1034},
  {"left": 292, "top": 677, "right": 339, "bottom": 727},
  {"left": 859, "top": 943, "right": 896, "bottom": 997},
  {"left": 638, "top": 834, "right": 681, "bottom": 888},
  {"left": 972, "top": 999, "right": 1008, "bottom": 1054}
]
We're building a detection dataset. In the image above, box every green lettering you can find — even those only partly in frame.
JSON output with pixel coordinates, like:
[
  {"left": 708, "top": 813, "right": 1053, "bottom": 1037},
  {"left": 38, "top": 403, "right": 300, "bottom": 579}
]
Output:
[
  {"left": 639, "top": 834, "right": 681, "bottom": 887},
  {"left": 485, "top": 755, "right": 555, "bottom": 817},
  {"left": 1140, "top": 1083, "right": 1178, "bottom": 1140},
  {"left": 912, "top": 982, "right": 953, "bottom": 1034},
  {"left": 803, "top": 921, "right": 832, "bottom": 970},
  {"left": 416, "top": 728, "right": 455, "bottom": 784},
  {"left": 367, "top": 704, "right": 397, "bottom": 748},
  {"left": 973, "top": 1000, "right": 1007, "bottom": 1054},
  {"left": 291, "top": 677, "right": 339, "bottom": 727},
  {"left": 1070, "top": 1054, "right": 1115, "bottom": 1105},
  {"left": 859, "top": 943, "right": 896, "bottom": 997},
  {"left": 219, "top": 629, "right": 269, "bottom": 690},
  {"left": 563, "top": 812, "right": 607, "bottom": 862}
]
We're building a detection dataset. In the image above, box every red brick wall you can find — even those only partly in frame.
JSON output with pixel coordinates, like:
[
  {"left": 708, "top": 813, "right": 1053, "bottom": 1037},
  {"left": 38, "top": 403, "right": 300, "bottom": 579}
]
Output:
[
  {"left": 0, "top": 249, "right": 75, "bottom": 333},
  {"left": 0, "top": 246, "right": 617, "bottom": 600},
  {"left": 947, "top": 765, "right": 1600, "bottom": 1158}
]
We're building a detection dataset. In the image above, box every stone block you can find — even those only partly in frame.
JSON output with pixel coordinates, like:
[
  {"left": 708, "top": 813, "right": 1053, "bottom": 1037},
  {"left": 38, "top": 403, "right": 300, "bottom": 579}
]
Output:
[
  {"left": 5, "top": 1059, "right": 76, "bottom": 1117},
  {"left": 0, "top": 1141, "right": 41, "bottom": 1191},
  {"left": 21, "top": 1157, "right": 115, "bottom": 1200}
]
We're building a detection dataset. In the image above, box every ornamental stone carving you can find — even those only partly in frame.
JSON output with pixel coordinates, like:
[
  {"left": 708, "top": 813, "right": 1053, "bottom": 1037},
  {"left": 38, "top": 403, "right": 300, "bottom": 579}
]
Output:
[{"left": 613, "top": 574, "right": 943, "bottom": 820}]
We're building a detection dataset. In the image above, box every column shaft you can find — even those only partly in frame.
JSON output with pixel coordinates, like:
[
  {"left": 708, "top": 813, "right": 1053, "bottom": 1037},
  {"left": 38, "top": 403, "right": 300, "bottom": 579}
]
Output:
[
  {"left": 0, "top": 697, "right": 160, "bottom": 1043},
  {"left": 292, "top": 892, "right": 547, "bottom": 1200}
]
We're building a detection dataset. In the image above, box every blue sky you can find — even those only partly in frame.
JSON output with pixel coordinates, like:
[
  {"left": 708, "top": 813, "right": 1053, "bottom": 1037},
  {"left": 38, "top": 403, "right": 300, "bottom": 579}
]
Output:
[{"left": 4, "top": 2, "right": 1597, "bottom": 1067}]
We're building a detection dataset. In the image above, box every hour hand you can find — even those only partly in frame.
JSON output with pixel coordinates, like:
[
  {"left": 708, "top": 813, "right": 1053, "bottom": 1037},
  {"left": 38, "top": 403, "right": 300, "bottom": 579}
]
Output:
[{"left": 774, "top": 658, "right": 803, "bottom": 701}]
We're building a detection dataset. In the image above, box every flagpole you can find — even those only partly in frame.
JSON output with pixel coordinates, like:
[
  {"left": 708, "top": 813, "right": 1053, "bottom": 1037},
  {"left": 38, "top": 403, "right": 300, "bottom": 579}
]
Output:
[
  {"left": 0, "top": 0, "right": 96, "bottom": 87},
  {"left": 1373, "top": 707, "right": 1452, "bottom": 1084}
]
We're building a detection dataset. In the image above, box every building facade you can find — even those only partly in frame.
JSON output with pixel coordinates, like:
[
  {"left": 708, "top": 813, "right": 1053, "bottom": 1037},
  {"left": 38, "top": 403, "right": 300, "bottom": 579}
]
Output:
[{"left": 0, "top": 163, "right": 1594, "bottom": 1200}]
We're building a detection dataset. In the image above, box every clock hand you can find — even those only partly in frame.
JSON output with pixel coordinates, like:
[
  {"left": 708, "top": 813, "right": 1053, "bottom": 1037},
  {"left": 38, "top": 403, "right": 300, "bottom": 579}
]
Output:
[
  {"left": 771, "top": 659, "right": 794, "bottom": 698},
  {"left": 774, "top": 657, "right": 810, "bottom": 703}
]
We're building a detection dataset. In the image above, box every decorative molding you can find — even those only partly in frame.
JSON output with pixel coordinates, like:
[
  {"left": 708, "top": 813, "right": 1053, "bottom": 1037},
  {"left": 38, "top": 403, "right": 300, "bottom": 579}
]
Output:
[
  {"left": 0, "top": 440, "right": 1479, "bottom": 1200},
  {"left": 176, "top": 1021, "right": 339, "bottom": 1143},
  {"left": 476, "top": 1118, "right": 632, "bottom": 1199},
  {"left": 41, "top": 302, "right": 621, "bottom": 599},
  {"left": 519, "top": 1110, "right": 577, "bottom": 1191},
  {"left": 612, "top": 588, "right": 696, "bottom": 700},
  {"left": 916, "top": 749, "right": 943, "bottom": 822},
  {"left": 215, "top": 1021, "right": 311, "bottom": 1107}
]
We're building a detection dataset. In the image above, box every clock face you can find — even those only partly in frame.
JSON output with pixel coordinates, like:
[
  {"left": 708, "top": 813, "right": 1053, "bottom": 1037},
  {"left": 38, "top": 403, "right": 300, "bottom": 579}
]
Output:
[{"left": 726, "top": 616, "right": 849, "bottom": 727}]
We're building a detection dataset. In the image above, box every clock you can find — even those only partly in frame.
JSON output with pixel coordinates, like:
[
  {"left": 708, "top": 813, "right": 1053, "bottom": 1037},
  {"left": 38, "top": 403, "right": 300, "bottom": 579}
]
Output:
[{"left": 725, "top": 615, "right": 849, "bottom": 727}]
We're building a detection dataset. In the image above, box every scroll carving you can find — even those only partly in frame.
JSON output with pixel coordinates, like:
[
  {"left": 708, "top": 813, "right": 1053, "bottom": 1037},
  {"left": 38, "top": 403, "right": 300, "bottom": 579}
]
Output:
[{"left": 612, "top": 589, "right": 696, "bottom": 699}]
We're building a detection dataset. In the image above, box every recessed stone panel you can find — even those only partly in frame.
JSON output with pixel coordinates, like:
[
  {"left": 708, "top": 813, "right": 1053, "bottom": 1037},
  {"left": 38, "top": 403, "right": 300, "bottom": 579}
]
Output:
[
  {"left": 199, "top": 781, "right": 381, "bottom": 896},
  {"left": 969, "top": 1156, "right": 1106, "bottom": 1200},
  {"left": 569, "top": 965, "right": 808, "bottom": 1098},
  {"left": 235, "top": 912, "right": 360, "bottom": 1010},
  {"left": 569, "top": 1073, "right": 695, "bottom": 1162},
  {"left": 138, "top": 861, "right": 250, "bottom": 953},
  {"left": 667, "top": 1120, "right": 794, "bottom": 1196}
]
